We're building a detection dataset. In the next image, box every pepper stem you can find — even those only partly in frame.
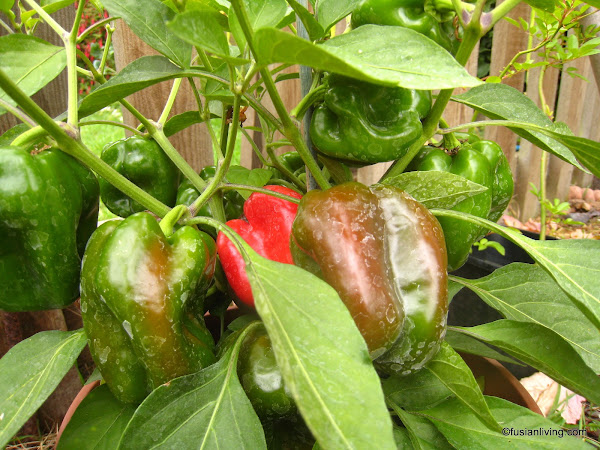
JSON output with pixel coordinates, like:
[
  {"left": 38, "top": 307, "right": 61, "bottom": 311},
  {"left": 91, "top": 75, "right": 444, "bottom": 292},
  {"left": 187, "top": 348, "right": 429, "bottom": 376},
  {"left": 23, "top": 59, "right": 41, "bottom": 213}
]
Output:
[{"left": 160, "top": 205, "right": 189, "bottom": 236}]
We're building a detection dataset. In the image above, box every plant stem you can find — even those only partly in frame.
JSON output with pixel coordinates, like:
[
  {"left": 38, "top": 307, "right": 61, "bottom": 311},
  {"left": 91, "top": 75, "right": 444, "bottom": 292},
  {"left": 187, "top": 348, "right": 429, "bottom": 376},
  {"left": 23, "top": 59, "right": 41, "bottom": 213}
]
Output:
[
  {"left": 189, "top": 95, "right": 242, "bottom": 216},
  {"left": 0, "top": 99, "right": 35, "bottom": 126},
  {"left": 158, "top": 78, "right": 183, "bottom": 125},
  {"left": 78, "top": 120, "right": 143, "bottom": 135},
  {"left": 220, "top": 184, "right": 302, "bottom": 203},
  {"left": 266, "top": 146, "right": 307, "bottom": 190},
  {"left": 76, "top": 16, "right": 117, "bottom": 42},
  {"left": 11, "top": 125, "right": 49, "bottom": 147},
  {"left": 489, "top": 0, "right": 523, "bottom": 29},
  {"left": 98, "top": 24, "right": 115, "bottom": 75},
  {"left": 230, "top": 0, "right": 331, "bottom": 190},
  {"left": 537, "top": 62, "right": 550, "bottom": 241},
  {"left": 0, "top": 68, "right": 171, "bottom": 216},
  {"left": 290, "top": 84, "right": 326, "bottom": 120},
  {"left": 66, "top": 0, "right": 87, "bottom": 128}
]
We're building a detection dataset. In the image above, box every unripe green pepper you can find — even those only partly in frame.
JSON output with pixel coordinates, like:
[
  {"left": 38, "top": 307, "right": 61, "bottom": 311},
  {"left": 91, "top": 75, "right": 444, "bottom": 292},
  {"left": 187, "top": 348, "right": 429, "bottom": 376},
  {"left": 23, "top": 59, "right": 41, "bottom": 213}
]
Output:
[
  {"left": 100, "top": 136, "right": 180, "bottom": 217},
  {"left": 291, "top": 182, "right": 448, "bottom": 375},
  {"left": 238, "top": 325, "right": 296, "bottom": 419},
  {"left": 351, "top": 0, "right": 456, "bottom": 52},
  {"left": 310, "top": 75, "right": 431, "bottom": 165},
  {"left": 176, "top": 165, "right": 244, "bottom": 221},
  {"left": 408, "top": 140, "right": 514, "bottom": 271},
  {"left": 80, "top": 212, "right": 217, "bottom": 403},
  {"left": 0, "top": 147, "right": 98, "bottom": 311}
]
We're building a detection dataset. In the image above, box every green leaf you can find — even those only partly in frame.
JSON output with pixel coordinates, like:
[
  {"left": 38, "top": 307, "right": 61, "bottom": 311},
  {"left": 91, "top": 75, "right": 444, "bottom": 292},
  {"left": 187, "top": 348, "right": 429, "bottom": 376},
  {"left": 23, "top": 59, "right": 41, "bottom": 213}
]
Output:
[
  {"left": 287, "top": 0, "right": 325, "bottom": 40},
  {"left": 102, "top": 0, "right": 192, "bottom": 67},
  {"left": 242, "top": 249, "right": 396, "bottom": 449},
  {"left": 393, "top": 408, "right": 453, "bottom": 450},
  {"left": 164, "top": 111, "right": 204, "bottom": 137},
  {"left": 79, "top": 56, "right": 221, "bottom": 117},
  {"left": 316, "top": 0, "right": 361, "bottom": 31},
  {"left": 0, "top": 123, "right": 29, "bottom": 146},
  {"left": 57, "top": 384, "right": 135, "bottom": 450},
  {"left": 382, "top": 171, "right": 488, "bottom": 209},
  {"left": 383, "top": 369, "right": 453, "bottom": 412},
  {"left": 444, "top": 330, "right": 523, "bottom": 365},
  {"left": 420, "top": 396, "right": 589, "bottom": 449},
  {"left": 225, "top": 166, "right": 273, "bottom": 199},
  {"left": 453, "top": 263, "right": 600, "bottom": 373},
  {"left": 452, "top": 84, "right": 584, "bottom": 170},
  {"left": 582, "top": 0, "right": 600, "bottom": 7},
  {"left": 253, "top": 25, "right": 482, "bottom": 89},
  {"left": 523, "top": 0, "right": 557, "bottom": 12},
  {"left": 452, "top": 320, "right": 600, "bottom": 404},
  {"left": 229, "top": 0, "right": 289, "bottom": 50},
  {"left": 434, "top": 211, "right": 600, "bottom": 331},
  {"left": 0, "top": 34, "right": 66, "bottom": 115},
  {"left": 422, "top": 342, "right": 500, "bottom": 432},
  {"left": 118, "top": 323, "right": 267, "bottom": 449},
  {"left": 0, "top": 330, "right": 87, "bottom": 448},
  {"left": 392, "top": 424, "right": 415, "bottom": 449},
  {"left": 0, "top": 0, "right": 14, "bottom": 13},
  {"left": 167, "top": 10, "right": 249, "bottom": 64}
]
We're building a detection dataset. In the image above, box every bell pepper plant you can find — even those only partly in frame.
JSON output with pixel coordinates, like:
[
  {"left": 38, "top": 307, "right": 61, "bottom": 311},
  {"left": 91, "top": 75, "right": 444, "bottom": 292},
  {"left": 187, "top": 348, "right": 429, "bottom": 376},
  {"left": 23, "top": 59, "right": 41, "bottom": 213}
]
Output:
[{"left": 1, "top": 0, "right": 599, "bottom": 448}]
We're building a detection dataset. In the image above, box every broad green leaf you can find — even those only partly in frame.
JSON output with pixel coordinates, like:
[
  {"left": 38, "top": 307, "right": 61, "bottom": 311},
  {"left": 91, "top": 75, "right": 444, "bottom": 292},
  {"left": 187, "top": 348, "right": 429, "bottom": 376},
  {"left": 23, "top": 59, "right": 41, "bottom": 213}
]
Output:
[
  {"left": 582, "top": 0, "right": 600, "bottom": 7},
  {"left": 243, "top": 249, "right": 396, "bottom": 449},
  {"left": 452, "top": 84, "right": 583, "bottom": 170},
  {"left": 452, "top": 320, "right": 600, "bottom": 404},
  {"left": 0, "top": 34, "right": 65, "bottom": 114},
  {"left": 392, "top": 425, "right": 414, "bottom": 449},
  {"left": 422, "top": 342, "right": 500, "bottom": 432},
  {"left": 383, "top": 171, "right": 488, "bottom": 209},
  {"left": 57, "top": 384, "right": 135, "bottom": 450},
  {"left": 0, "top": 123, "right": 29, "bottom": 146},
  {"left": 523, "top": 0, "right": 557, "bottom": 12},
  {"left": 447, "top": 279, "right": 463, "bottom": 302},
  {"left": 444, "top": 329, "right": 523, "bottom": 365},
  {"left": 287, "top": 0, "right": 325, "bottom": 40},
  {"left": 0, "top": 330, "right": 87, "bottom": 448},
  {"left": 453, "top": 263, "right": 600, "bottom": 373},
  {"left": 393, "top": 408, "right": 453, "bottom": 450},
  {"left": 432, "top": 211, "right": 600, "bottom": 330},
  {"left": 253, "top": 25, "right": 482, "bottom": 89},
  {"left": 383, "top": 369, "right": 453, "bottom": 412},
  {"left": 102, "top": 0, "right": 192, "bottom": 67},
  {"left": 229, "top": 0, "right": 289, "bottom": 50},
  {"left": 167, "top": 10, "right": 249, "bottom": 64},
  {"left": 164, "top": 111, "right": 204, "bottom": 137},
  {"left": 316, "top": 0, "right": 361, "bottom": 31},
  {"left": 78, "top": 56, "right": 223, "bottom": 117},
  {"left": 421, "top": 396, "right": 589, "bottom": 449},
  {"left": 225, "top": 166, "right": 273, "bottom": 199},
  {"left": 118, "top": 323, "right": 267, "bottom": 449}
]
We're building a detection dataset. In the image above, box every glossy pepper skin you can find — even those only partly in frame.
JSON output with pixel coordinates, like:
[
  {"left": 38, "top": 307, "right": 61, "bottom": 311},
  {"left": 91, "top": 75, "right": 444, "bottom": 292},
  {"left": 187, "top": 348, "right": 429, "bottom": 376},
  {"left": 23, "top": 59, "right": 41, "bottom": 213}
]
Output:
[
  {"left": 100, "top": 136, "right": 179, "bottom": 217},
  {"left": 291, "top": 183, "right": 448, "bottom": 375},
  {"left": 216, "top": 185, "right": 302, "bottom": 308},
  {"left": 351, "top": 0, "right": 455, "bottom": 52},
  {"left": 176, "top": 165, "right": 244, "bottom": 221},
  {"left": 80, "top": 212, "right": 217, "bottom": 403},
  {"left": 408, "top": 140, "right": 514, "bottom": 271},
  {"left": 238, "top": 325, "right": 296, "bottom": 419},
  {"left": 310, "top": 74, "right": 431, "bottom": 165},
  {"left": 0, "top": 147, "right": 98, "bottom": 312}
]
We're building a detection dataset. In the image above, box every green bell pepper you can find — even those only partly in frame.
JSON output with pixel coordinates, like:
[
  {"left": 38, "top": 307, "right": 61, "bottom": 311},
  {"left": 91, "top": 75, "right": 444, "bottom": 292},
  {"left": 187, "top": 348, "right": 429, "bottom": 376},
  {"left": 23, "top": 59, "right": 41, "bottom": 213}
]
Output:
[
  {"left": 237, "top": 325, "right": 296, "bottom": 420},
  {"left": 408, "top": 139, "right": 514, "bottom": 271},
  {"left": 100, "top": 136, "right": 180, "bottom": 218},
  {"left": 0, "top": 146, "right": 98, "bottom": 311},
  {"left": 351, "top": 0, "right": 456, "bottom": 52},
  {"left": 80, "top": 211, "right": 217, "bottom": 403},
  {"left": 310, "top": 74, "right": 431, "bottom": 165}
]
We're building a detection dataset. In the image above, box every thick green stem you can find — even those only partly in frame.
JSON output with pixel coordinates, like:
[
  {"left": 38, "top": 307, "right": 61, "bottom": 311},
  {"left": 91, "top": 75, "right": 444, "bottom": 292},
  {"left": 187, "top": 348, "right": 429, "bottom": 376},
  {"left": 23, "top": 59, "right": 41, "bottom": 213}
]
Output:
[
  {"left": 489, "top": 0, "right": 524, "bottom": 29},
  {"left": 159, "top": 205, "right": 188, "bottom": 236},
  {"left": 77, "top": 16, "right": 117, "bottom": 42},
  {"left": 10, "top": 125, "right": 49, "bottom": 147},
  {"left": 0, "top": 99, "right": 35, "bottom": 126},
  {"left": 189, "top": 95, "right": 242, "bottom": 216},
  {"left": 22, "top": 0, "right": 66, "bottom": 35},
  {"left": 290, "top": 84, "right": 326, "bottom": 120},
  {"left": 539, "top": 151, "right": 549, "bottom": 240},
  {"left": 66, "top": 0, "right": 87, "bottom": 127},
  {"left": 98, "top": 24, "right": 115, "bottom": 75}
]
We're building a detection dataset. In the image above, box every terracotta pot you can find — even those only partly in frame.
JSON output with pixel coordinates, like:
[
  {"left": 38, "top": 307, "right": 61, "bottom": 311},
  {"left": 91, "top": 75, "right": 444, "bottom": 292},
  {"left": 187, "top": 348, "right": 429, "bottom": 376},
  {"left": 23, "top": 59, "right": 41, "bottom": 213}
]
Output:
[{"left": 461, "top": 353, "right": 542, "bottom": 414}]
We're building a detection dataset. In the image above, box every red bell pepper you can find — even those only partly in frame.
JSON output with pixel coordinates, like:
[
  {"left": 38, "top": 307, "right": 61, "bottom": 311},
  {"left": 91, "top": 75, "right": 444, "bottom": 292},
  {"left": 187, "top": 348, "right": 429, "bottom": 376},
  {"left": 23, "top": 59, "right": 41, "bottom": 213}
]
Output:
[{"left": 216, "top": 185, "right": 302, "bottom": 307}]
